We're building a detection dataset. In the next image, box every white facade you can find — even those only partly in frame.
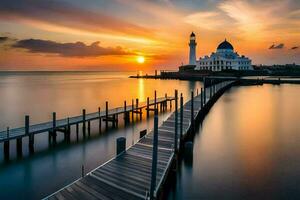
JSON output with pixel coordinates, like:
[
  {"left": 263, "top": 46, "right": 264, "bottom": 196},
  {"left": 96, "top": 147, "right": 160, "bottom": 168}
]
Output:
[
  {"left": 189, "top": 32, "right": 197, "bottom": 65},
  {"left": 194, "top": 38, "right": 252, "bottom": 71}
]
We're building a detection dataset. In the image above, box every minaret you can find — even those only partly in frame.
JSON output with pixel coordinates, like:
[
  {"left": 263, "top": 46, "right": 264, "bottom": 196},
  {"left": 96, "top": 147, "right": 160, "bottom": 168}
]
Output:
[{"left": 189, "top": 32, "right": 197, "bottom": 65}]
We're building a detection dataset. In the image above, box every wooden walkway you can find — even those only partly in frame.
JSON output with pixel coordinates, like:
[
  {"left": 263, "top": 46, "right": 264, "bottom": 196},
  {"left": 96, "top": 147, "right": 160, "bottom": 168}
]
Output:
[{"left": 44, "top": 81, "right": 234, "bottom": 200}]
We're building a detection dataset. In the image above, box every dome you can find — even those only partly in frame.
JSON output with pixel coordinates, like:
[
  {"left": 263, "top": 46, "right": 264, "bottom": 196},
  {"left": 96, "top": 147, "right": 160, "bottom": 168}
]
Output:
[
  {"left": 217, "top": 39, "right": 233, "bottom": 50},
  {"left": 190, "top": 32, "right": 195, "bottom": 37}
]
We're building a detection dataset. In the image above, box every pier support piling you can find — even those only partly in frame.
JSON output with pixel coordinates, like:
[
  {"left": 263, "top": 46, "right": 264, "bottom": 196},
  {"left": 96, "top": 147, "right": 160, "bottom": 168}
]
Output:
[
  {"left": 174, "top": 90, "right": 178, "bottom": 153},
  {"left": 76, "top": 123, "right": 79, "bottom": 141},
  {"left": 147, "top": 97, "right": 150, "bottom": 118},
  {"left": 4, "top": 140, "right": 9, "bottom": 160},
  {"left": 191, "top": 91, "right": 195, "bottom": 134},
  {"left": 105, "top": 102, "right": 108, "bottom": 130},
  {"left": 98, "top": 107, "right": 101, "bottom": 133},
  {"left": 82, "top": 109, "right": 86, "bottom": 138},
  {"left": 154, "top": 90, "right": 157, "bottom": 110},
  {"left": 131, "top": 99, "right": 134, "bottom": 123},
  {"left": 150, "top": 110, "right": 158, "bottom": 199},
  {"left": 4, "top": 127, "right": 10, "bottom": 159},
  {"left": 51, "top": 112, "right": 57, "bottom": 145},
  {"left": 180, "top": 93, "right": 183, "bottom": 145},
  {"left": 16, "top": 137, "right": 22, "bottom": 156},
  {"left": 116, "top": 137, "right": 126, "bottom": 156},
  {"left": 140, "top": 129, "right": 147, "bottom": 138},
  {"left": 88, "top": 120, "right": 91, "bottom": 137}
]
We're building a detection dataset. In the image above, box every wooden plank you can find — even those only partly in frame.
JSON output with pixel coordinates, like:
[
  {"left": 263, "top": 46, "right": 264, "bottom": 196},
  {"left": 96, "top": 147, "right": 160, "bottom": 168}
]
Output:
[{"left": 82, "top": 176, "right": 141, "bottom": 200}]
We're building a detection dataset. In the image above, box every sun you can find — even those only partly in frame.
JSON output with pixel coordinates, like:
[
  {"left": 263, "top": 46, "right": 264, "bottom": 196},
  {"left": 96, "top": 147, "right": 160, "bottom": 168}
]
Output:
[{"left": 136, "top": 56, "right": 145, "bottom": 64}]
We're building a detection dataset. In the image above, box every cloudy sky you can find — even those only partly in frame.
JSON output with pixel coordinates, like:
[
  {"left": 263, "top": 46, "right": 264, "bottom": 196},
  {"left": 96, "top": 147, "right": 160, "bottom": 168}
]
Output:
[{"left": 0, "top": 0, "right": 299, "bottom": 71}]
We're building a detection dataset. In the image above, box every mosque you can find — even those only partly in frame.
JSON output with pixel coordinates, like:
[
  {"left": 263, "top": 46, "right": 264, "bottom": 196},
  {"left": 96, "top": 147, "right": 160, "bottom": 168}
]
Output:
[{"left": 188, "top": 32, "right": 253, "bottom": 71}]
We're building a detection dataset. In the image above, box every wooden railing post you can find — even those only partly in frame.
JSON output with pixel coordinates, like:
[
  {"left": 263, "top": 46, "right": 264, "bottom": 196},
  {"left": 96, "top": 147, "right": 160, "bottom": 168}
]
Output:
[
  {"left": 116, "top": 137, "right": 126, "bottom": 156},
  {"left": 191, "top": 91, "right": 195, "bottom": 133},
  {"left": 4, "top": 127, "right": 10, "bottom": 159},
  {"left": 105, "top": 102, "right": 108, "bottom": 130},
  {"left": 180, "top": 93, "right": 183, "bottom": 144},
  {"left": 136, "top": 98, "right": 139, "bottom": 119},
  {"left": 82, "top": 109, "right": 86, "bottom": 137},
  {"left": 52, "top": 112, "right": 57, "bottom": 144},
  {"left": 154, "top": 90, "right": 157, "bottom": 110},
  {"left": 174, "top": 90, "right": 178, "bottom": 153},
  {"left": 150, "top": 109, "right": 158, "bottom": 199},
  {"left": 147, "top": 97, "right": 150, "bottom": 118},
  {"left": 131, "top": 99, "right": 134, "bottom": 122},
  {"left": 25, "top": 115, "right": 30, "bottom": 135},
  {"left": 98, "top": 107, "right": 101, "bottom": 133},
  {"left": 164, "top": 93, "right": 167, "bottom": 111}
]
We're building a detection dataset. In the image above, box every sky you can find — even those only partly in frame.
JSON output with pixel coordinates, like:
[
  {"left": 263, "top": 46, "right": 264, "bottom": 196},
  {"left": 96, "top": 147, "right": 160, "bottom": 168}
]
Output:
[{"left": 0, "top": 0, "right": 299, "bottom": 71}]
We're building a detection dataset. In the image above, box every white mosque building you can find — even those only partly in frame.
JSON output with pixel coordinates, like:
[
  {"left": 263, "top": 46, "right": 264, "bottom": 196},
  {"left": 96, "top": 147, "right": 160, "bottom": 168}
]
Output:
[{"left": 188, "top": 32, "right": 253, "bottom": 71}]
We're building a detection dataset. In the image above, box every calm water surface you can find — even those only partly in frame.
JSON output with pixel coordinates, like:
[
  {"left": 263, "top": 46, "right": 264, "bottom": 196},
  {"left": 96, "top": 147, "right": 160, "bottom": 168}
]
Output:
[
  {"left": 166, "top": 84, "right": 300, "bottom": 200},
  {"left": 0, "top": 71, "right": 202, "bottom": 199}
]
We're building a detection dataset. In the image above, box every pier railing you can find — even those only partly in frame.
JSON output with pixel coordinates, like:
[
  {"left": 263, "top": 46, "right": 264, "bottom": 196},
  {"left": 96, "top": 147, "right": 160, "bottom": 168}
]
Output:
[{"left": 0, "top": 96, "right": 175, "bottom": 159}]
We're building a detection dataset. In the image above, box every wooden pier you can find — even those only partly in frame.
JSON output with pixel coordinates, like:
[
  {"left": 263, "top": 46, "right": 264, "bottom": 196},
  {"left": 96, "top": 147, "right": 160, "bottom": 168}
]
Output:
[
  {"left": 44, "top": 80, "right": 234, "bottom": 200},
  {"left": 0, "top": 96, "right": 175, "bottom": 159}
]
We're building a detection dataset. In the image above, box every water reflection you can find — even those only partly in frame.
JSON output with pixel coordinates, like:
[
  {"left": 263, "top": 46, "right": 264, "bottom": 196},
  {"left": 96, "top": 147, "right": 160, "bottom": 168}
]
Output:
[
  {"left": 0, "top": 72, "right": 202, "bottom": 199},
  {"left": 166, "top": 84, "right": 300, "bottom": 199}
]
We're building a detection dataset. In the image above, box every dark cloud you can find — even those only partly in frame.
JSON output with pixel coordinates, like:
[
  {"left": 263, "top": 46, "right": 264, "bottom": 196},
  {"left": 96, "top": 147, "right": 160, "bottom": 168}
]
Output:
[
  {"left": 291, "top": 46, "right": 299, "bottom": 50},
  {"left": 0, "top": 0, "right": 151, "bottom": 37},
  {"left": 12, "top": 39, "right": 134, "bottom": 57},
  {"left": 269, "top": 43, "right": 284, "bottom": 49}
]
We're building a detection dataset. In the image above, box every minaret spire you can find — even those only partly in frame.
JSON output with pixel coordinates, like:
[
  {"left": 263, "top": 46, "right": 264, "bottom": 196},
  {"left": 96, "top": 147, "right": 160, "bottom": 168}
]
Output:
[{"left": 189, "top": 32, "right": 197, "bottom": 65}]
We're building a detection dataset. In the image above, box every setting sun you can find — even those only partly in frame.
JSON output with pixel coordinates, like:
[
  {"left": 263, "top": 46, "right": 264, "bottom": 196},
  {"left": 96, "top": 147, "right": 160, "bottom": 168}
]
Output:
[{"left": 137, "top": 56, "right": 145, "bottom": 64}]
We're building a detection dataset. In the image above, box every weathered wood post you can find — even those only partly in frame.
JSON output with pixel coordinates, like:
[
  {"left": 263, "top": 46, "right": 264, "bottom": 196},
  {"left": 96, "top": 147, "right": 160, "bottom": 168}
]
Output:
[
  {"left": 146, "top": 97, "right": 150, "bottom": 118},
  {"left": 4, "top": 127, "right": 10, "bottom": 159},
  {"left": 131, "top": 99, "right": 134, "bottom": 122},
  {"left": 184, "top": 141, "right": 193, "bottom": 162},
  {"left": 150, "top": 109, "right": 158, "bottom": 199},
  {"left": 105, "top": 102, "right": 108, "bottom": 130},
  {"left": 87, "top": 120, "right": 91, "bottom": 136},
  {"left": 164, "top": 93, "right": 168, "bottom": 111},
  {"left": 115, "top": 114, "right": 119, "bottom": 127},
  {"left": 16, "top": 136, "right": 22, "bottom": 157},
  {"left": 98, "top": 107, "right": 101, "bottom": 133},
  {"left": 116, "top": 137, "right": 126, "bottom": 155},
  {"left": 82, "top": 109, "right": 86, "bottom": 138},
  {"left": 112, "top": 114, "right": 116, "bottom": 128},
  {"left": 139, "top": 108, "right": 142, "bottom": 120},
  {"left": 51, "top": 112, "right": 56, "bottom": 144},
  {"left": 140, "top": 129, "right": 147, "bottom": 138},
  {"left": 26, "top": 115, "right": 34, "bottom": 152},
  {"left": 180, "top": 93, "right": 183, "bottom": 145},
  {"left": 154, "top": 90, "right": 157, "bottom": 110},
  {"left": 67, "top": 117, "right": 71, "bottom": 142},
  {"left": 81, "top": 165, "right": 85, "bottom": 178},
  {"left": 174, "top": 90, "right": 178, "bottom": 153},
  {"left": 124, "top": 101, "right": 127, "bottom": 123},
  {"left": 76, "top": 123, "right": 79, "bottom": 141},
  {"left": 191, "top": 91, "right": 195, "bottom": 134},
  {"left": 136, "top": 98, "right": 139, "bottom": 120}
]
